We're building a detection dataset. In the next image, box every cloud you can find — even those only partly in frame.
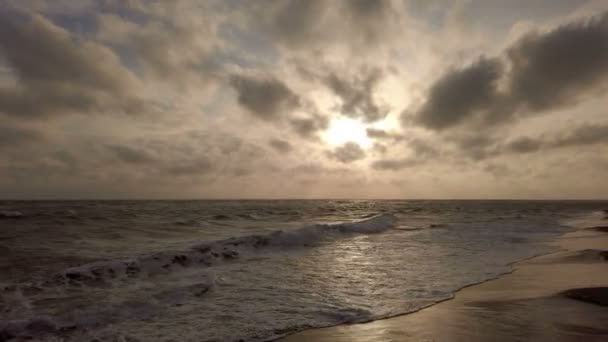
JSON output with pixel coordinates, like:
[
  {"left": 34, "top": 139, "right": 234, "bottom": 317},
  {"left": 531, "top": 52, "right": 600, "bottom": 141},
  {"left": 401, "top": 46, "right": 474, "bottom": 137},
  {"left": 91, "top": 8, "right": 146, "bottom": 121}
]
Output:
[
  {"left": 165, "top": 157, "right": 213, "bottom": 177},
  {"left": 0, "top": 121, "right": 47, "bottom": 148},
  {"left": 408, "top": 138, "right": 439, "bottom": 158},
  {"left": 325, "top": 68, "right": 389, "bottom": 122},
  {"left": 370, "top": 137, "right": 438, "bottom": 171},
  {"left": 254, "top": 0, "right": 399, "bottom": 51},
  {"left": 366, "top": 128, "right": 406, "bottom": 143},
  {"left": 106, "top": 144, "right": 157, "bottom": 164},
  {"left": 451, "top": 134, "right": 497, "bottom": 161},
  {"left": 371, "top": 158, "right": 417, "bottom": 171},
  {"left": 268, "top": 138, "right": 292, "bottom": 153},
  {"left": 411, "top": 11, "right": 608, "bottom": 131},
  {"left": 0, "top": 10, "right": 144, "bottom": 118},
  {"left": 508, "top": 12, "right": 608, "bottom": 112},
  {"left": 552, "top": 123, "right": 608, "bottom": 147},
  {"left": 413, "top": 57, "right": 502, "bottom": 130},
  {"left": 327, "top": 142, "right": 366, "bottom": 163},
  {"left": 504, "top": 136, "right": 544, "bottom": 154},
  {"left": 230, "top": 73, "right": 300, "bottom": 121},
  {"left": 503, "top": 123, "right": 608, "bottom": 154},
  {"left": 96, "top": 1, "right": 221, "bottom": 88},
  {"left": 289, "top": 115, "right": 328, "bottom": 138}
]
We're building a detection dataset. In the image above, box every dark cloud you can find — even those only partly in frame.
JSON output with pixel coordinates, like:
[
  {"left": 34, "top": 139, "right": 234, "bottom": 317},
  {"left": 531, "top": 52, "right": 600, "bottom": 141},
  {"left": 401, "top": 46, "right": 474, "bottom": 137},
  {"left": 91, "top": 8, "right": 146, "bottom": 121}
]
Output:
[
  {"left": 341, "top": 0, "right": 396, "bottom": 45},
  {"left": 269, "top": 0, "right": 326, "bottom": 47},
  {"left": 371, "top": 137, "right": 438, "bottom": 171},
  {"left": 268, "top": 138, "right": 292, "bottom": 153},
  {"left": 108, "top": 140, "right": 216, "bottom": 177},
  {"left": 106, "top": 144, "right": 157, "bottom": 164},
  {"left": 454, "top": 122, "right": 608, "bottom": 161},
  {"left": 289, "top": 115, "right": 328, "bottom": 138},
  {"left": 411, "top": 12, "right": 608, "bottom": 130},
  {"left": 413, "top": 57, "right": 502, "bottom": 130},
  {"left": 504, "top": 136, "right": 543, "bottom": 154},
  {"left": 165, "top": 157, "right": 213, "bottom": 177},
  {"left": 0, "top": 10, "right": 144, "bottom": 118},
  {"left": 0, "top": 122, "right": 46, "bottom": 148},
  {"left": 366, "top": 128, "right": 392, "bottom": 139},
  {"left": 508, "top": 13, "right": 608, "bottom": 111},
  {"left": 452, "top": 134, "right": 497, "bottom": 161},
  {"left": 230, "top": 74, "right": 300, "bottom": 120},
  {"left": 371, "top": 158, "right": 417, "bottom": 171},
  {"left": 408, "top": 138, "right": 439, "bottom": 158},
  {"left": 552, "top": 123, "right": 608, "bottom": 147},
  {"left": 325, "top": 68, "right": 389, "bottom": 122},
  {"left": 366, "top": 129, "right": 405, "bottom": 152},
  {"left": 503, "top": 123, "right": 608, "bottom": 155},
  {"left": 96, "top": 3, "right": 221, "bottom": 88},
  {"left": 259, "top": 0, "right": 397, "bottom": 50},
  {"left": 484, "top": 162, "right": 510, "bottom": 178},
  {"left": 327, "top": 142, "right": 366, "bottom": 163}
]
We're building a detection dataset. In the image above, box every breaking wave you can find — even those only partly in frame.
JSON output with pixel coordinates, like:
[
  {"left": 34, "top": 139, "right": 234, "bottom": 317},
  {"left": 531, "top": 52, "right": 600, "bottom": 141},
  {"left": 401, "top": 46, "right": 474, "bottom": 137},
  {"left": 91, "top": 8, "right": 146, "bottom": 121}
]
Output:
[
  {"left": 1, "top": 214, "right": 397, "bottom": 341},
  {"left": 4, "top": 214, "right": 397, "bottom": 289}
]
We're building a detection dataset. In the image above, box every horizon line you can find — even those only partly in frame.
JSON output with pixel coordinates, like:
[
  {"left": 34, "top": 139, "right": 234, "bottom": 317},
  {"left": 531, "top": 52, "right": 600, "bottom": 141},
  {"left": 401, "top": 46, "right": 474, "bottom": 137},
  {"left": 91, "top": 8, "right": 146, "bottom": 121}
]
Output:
[{"left": 1, "top": 198, "right": 607, "bottom": 201}]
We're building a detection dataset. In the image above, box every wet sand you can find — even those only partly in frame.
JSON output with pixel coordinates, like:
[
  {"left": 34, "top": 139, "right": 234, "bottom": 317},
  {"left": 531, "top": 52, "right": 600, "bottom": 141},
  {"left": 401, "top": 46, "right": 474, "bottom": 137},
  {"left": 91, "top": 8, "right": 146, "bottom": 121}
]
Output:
[{"left": 280, "top": 228, "right": 608, "bottom": 342}]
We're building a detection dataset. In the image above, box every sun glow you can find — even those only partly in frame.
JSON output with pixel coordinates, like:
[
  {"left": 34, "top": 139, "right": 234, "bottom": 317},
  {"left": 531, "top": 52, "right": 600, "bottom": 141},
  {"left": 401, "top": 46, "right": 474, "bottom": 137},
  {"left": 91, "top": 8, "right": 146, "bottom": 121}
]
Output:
[{"left": 324, "top": 117, "right": 372, "bottom": 148}]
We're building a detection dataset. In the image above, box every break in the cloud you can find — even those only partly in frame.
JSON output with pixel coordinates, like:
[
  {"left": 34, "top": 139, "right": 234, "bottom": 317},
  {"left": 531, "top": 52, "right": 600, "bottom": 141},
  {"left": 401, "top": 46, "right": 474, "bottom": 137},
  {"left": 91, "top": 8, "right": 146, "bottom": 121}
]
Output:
[
  {"left": 1, "top": 0, "right": 608, "bottom": 199},
  {"left": 324, "top": 68, "right": 390, "bottom": 122}
]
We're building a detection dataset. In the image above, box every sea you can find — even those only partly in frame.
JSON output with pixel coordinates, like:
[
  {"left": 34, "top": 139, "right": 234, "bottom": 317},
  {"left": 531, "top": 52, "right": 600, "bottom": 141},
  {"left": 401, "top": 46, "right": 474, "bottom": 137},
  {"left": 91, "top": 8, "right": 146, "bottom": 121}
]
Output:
[{"left": 1, "top": 200, "right": 607, "bottom": 341}]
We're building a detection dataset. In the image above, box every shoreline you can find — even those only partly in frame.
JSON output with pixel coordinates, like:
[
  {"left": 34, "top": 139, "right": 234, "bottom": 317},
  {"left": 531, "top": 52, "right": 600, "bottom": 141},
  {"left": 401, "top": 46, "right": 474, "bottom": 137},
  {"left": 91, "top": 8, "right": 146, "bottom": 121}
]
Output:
[{"left": 280, "top": 221, "right": 608, "bottom": 342}]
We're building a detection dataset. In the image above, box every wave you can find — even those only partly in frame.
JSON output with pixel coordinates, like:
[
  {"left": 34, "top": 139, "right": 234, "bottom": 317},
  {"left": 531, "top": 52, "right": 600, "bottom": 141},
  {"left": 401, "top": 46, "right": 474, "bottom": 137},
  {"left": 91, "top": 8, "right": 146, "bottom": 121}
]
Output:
[
  {"left": 4, "top": 214, "right": 397, "bottom": 290},
  {"left": 0, "top": 214, "right": 397, "bottom": 341},
  {"left": 0, "top": 279, "right": 214, "bottom": 342},
  {"left": 0, "top": 210, "right": 25, "bottom": 219}
]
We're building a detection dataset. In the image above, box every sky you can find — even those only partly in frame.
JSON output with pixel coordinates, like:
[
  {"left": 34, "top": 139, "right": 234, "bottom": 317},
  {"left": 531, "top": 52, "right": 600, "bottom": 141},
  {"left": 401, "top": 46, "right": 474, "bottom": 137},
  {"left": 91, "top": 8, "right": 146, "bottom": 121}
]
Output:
[{"left": 0, "top": 0, "right": 608, "bottom": 199}]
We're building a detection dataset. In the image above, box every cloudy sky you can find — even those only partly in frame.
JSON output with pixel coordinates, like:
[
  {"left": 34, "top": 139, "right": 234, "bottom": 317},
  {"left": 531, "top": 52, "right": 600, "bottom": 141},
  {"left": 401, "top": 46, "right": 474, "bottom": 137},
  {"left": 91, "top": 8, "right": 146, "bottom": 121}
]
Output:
[{"left": 1, "top": 0, "right": 607, "bottom": 199}]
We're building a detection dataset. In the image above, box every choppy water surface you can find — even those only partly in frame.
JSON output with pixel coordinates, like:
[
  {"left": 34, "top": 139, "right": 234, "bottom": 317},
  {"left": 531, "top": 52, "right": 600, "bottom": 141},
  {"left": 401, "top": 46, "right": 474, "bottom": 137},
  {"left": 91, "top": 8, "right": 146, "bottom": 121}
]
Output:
[{"left": 1, "top": 200, "right": 606, "bottom": 341}]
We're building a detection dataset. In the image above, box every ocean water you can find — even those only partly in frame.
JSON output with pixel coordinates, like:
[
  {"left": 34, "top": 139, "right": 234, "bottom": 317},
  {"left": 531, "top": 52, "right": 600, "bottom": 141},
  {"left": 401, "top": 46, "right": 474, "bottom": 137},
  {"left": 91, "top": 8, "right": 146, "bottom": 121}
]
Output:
[{"left": 0, "top": 200, "right": 606, "bottom": 341}]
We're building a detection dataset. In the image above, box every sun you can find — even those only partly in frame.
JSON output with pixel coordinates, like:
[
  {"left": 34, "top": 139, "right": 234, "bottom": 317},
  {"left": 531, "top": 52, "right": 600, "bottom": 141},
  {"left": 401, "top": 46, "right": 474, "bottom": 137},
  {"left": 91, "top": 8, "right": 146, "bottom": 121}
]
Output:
[{"left": 324, "top": 117, "right": 372, "bottom": 148}]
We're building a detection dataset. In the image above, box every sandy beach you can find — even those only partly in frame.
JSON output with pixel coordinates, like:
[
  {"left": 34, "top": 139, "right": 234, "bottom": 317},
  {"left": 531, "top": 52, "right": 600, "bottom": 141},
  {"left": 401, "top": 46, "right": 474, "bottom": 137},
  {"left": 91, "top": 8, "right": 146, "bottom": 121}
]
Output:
[{"left": 281, "top": 224, "right": 608, "bottom": 342}]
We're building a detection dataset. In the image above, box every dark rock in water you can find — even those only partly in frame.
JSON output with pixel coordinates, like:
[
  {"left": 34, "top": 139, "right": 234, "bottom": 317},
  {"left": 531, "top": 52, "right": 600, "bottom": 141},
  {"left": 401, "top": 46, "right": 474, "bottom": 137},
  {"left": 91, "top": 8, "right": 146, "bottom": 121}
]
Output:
[
  {"left": 195, "top": 246, "right": 211, "bottom": 254},
  {"left": 125, "top": 263, "right": 140, "bottom": 276},
  {"left": 222, "top": 250, "right": 238, "bottom": 259},
  {"left": 64, "top": 272, "right": 83, "bottom": 281},
  {"left": 600, "top": 251, "right": 608, "bottom": 261},
  {"left": 252, "top": 236, "right": 269, "bottom": 248},
  {"left": 26, "top": 318, "right": 57, "bottom": 334},
  {"left": 212, "top": 214, "right": 230, "bottom": 220},
  {"left": 0, "top": 329, "right": 15, "bottom": 342},
  {"left": 562, "top": 287, "right": 608, "bottom": 306},
  {"left": 172, "top": 255, "right": 189, "bottom": 266},
  {"left": 189, "top": 283, "right": 210, "bottom": 297}
]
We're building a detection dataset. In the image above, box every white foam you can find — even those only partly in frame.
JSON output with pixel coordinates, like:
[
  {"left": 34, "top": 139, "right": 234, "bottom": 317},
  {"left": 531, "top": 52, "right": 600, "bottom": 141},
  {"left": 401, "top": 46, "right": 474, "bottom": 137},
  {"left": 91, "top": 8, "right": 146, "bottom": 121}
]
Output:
[
  {"left": 0, "top": 210, "right": 24, "bottom": 218},
  {"left": 267, "top": 213, "right": 397, "bottom": 246}
]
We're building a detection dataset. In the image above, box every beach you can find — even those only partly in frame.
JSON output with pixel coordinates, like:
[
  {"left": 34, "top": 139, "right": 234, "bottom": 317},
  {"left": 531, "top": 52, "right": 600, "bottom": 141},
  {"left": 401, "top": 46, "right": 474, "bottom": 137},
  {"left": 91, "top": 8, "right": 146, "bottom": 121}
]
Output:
[
  {"left": 2, "top": 202, "right": 607, "bottom": 341},
  {"left": 281, "top": 223, "right": 608, "bottom": 342}
]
